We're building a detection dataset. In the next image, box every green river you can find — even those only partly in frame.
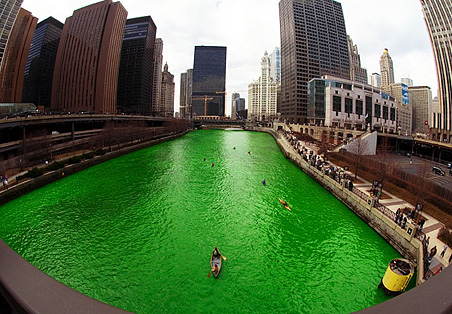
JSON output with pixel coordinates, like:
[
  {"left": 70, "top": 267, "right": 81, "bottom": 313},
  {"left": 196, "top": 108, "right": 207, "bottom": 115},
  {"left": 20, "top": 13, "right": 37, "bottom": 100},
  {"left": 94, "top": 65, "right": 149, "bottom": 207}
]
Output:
[{"left": 0, "top": 130, "right": 404, "bottom": 313}]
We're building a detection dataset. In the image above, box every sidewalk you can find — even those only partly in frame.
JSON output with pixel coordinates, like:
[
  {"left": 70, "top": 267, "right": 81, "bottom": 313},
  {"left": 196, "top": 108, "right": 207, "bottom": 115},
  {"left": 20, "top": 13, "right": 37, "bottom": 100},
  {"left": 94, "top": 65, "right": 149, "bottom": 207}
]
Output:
[{"left": 278, "top": 129, "right": 450, "bottom": 277}]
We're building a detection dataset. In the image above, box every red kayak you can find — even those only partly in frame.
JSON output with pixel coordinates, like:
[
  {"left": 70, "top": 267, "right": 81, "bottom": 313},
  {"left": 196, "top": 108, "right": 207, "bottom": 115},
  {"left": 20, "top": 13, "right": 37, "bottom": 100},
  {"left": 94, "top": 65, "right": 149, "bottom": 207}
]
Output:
[{"left": 279, "top": 198, "right": 292, "bottom": 211}]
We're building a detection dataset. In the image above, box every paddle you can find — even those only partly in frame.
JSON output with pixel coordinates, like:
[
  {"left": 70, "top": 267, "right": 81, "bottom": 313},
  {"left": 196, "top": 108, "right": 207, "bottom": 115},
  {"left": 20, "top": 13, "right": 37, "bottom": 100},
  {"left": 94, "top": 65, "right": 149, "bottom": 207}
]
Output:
[
  {"left": 222, "top": 255, "right": 227, "bottom": 261},
  {"left": 208, "top": 268, "right": 214, "bottom": 277}
]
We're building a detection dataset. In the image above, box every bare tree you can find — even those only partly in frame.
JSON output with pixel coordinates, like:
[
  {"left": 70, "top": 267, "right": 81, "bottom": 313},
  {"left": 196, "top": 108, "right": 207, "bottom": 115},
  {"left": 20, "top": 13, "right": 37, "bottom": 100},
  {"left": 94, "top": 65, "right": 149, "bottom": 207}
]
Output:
[{"left": 346, "top": 136, "right": 369, "bottom": 179}]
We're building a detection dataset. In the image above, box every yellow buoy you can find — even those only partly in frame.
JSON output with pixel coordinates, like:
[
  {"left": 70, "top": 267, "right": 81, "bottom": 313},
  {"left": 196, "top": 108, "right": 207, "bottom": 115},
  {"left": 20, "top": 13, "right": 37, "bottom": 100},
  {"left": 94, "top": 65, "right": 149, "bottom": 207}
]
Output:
[{"left": 378, "top": 258, "right": 414, "bottom": 296}]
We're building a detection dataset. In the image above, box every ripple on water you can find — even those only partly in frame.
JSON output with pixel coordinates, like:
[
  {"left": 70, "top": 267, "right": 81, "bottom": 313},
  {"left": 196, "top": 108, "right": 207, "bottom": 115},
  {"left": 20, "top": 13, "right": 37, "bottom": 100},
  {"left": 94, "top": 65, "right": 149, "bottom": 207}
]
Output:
[{"left": 0, "top": 130, "right": 404, "bottom": 313}]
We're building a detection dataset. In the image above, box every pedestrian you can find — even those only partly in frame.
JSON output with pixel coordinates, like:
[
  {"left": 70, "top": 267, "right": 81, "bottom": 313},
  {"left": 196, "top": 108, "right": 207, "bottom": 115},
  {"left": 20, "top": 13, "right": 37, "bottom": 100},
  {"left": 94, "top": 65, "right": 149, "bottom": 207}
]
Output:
[
  {"left": 428, "top": 246, "right": 437, "bottom": 261},
  {"left": 440, "top": 244, "right": 448, "bottom": 258},
  {"left": 425, "top": 236, "right": 430, "bottom": 249},
  {"left": 2, "top": 178, "right": 7, "bottom": 190},
  {"left": 449, "top": 254, "right": 452, "bottom": 263}
]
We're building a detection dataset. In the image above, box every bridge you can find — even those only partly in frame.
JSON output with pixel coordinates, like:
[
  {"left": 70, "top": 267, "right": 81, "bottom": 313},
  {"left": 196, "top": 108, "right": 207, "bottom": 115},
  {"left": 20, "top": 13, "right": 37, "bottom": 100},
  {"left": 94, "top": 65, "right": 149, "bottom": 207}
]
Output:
[{"left": 193, "top": 117, "right": 246, "bottom": 129}]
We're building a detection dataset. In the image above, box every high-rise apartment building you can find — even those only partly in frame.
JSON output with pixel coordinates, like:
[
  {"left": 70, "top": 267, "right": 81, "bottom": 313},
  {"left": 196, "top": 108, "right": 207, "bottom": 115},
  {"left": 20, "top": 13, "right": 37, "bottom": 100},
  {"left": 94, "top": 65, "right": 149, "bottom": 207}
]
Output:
[
  {"left": 269, "top": 47, "right": 281, "bottom": 84},
  {"left": 117, "top": 16, "right": 157, "bottom": 115},
  {"left": 0, "top": 0, "right": 23, "bottom": 72},
  {"left": 160, "top": 63, "right": 174, "bottom": 117},
  {"left": 380, "top": 49, "right": 395, "bottom": 94},
  {"left": 390, "top": 83, "right": 412, "bottom": 135},
  {"left": 152, "top": 38, "right": 163, "bottom": 115},
  {"left": 279, "top": 0, "right": 350, "bottom": 123},
  {"left": 371, "top": 73, "right": 381, "bottom": 89},
  {"left": 22, "top": 17, "right": 63, "bottom": 108},
  {"left": 421, "top": 0, "right": 452, "bottom": 142},
  {"left": 248, "top": 51, "right": 278, "bottom": 121},
  {"left": 192, "top": 46, "right": 227, "bottom": 117},
  {"left": 235, "top": 97, "right": 246, "bottom": 119},
  {"left": 0, "top": 8, "right": 37, "bottom": 102},
  {"left": 347, "top": 36, "right": 368, "bottom": 84},
  {"left": 409, "top": 86, "right": 432, "bottom": 133},
  {"left": 51, "top": 0, "right": 128, "bottom": 114}
]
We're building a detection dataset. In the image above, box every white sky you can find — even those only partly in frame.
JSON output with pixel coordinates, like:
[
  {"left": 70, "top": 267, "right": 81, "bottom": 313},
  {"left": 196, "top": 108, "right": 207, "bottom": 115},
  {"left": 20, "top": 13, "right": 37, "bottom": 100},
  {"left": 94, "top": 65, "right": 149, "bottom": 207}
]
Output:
[{"left": 22, "top": 0, "right": 438, "bottom": 116}]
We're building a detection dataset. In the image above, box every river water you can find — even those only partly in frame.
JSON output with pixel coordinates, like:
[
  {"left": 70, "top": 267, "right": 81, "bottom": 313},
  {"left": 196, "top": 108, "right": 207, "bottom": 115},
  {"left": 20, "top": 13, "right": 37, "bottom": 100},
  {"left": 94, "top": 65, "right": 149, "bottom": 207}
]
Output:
[{"left": 0, "top": 130, "right": 404, "bottom": 313}]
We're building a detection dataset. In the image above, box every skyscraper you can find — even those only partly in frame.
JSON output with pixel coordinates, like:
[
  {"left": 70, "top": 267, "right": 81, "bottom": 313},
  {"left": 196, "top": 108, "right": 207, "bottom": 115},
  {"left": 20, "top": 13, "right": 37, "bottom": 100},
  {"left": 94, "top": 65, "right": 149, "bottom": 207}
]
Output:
[
  {"left": 371, "top": 73, "right": 381, "bottom": 88},
  {"left": 51, "top": 0, "right": 128, "bottom": 114},
  {"left": 231, "top": 92, "right": 240, "bottom": 118},
  {"left": 0, "top": 8, "right": 37, "bottom": 102},
  {"left": 379, "top": 48, "right": 395, "bottom": 93},
  {"left": 409, "top": 86, "right": 432, "bottom": 133},
  {"left": 390, "top": 83, "right": 412, "bottom": 135},
  {"left": 179, "top": 69, "right": 193, "bottom": 119},
  {"left": 117, "top": 16, "right": 157, "bottom": 115},
  {"left": 192, "top": 46, "right": 227, "bottom": 117},
  {"left": 269, "top": 47, "right": 281, "bottom": 84},
  {"left": 347, "top": 36, "right": 368, "bottom": 84},
  {"left": 22, "top": 17, "right": 63, "bottom": 108},
  {"left": 0, "top": 0, "right": 23, "bottom": 72},
  {"left": 248, "top": 51, "right": 278, "bottom": 121},
  {"left": 279, "top": 0, "right": 350, "bottom": 123},
  {"left": 160, "top": 63, "right": 174, "bottom": 117},
  {"left": 401, "top": 77, "right": 414, "bottom": 87},
  {"left": 421, "top": 0, "right": 452, "bottom": 140},
  {"left": 152, "top": 38, "right": 163, "bottom": 115}
]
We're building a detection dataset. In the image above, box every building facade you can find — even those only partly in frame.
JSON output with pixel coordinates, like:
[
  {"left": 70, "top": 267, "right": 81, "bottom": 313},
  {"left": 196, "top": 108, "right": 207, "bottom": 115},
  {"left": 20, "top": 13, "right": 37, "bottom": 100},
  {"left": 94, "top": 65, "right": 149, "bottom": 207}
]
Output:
[
  {"left": 371, "top": 73, "right": 381, "bottom": 88},
  {"left": 192, "top": 46, "right": 227, "bottom": 117},
  {"left": 51, "top": 0, "right": 127, "bottom": 114},
  {"left": 421, "top": 0, "right": 452, "bottom": 142},
  {"left": 248, "top": 51, "right": 278, "bottom": 121},
  {"left": 160, "top": 63, "right": 174, "bottom": 117},
  {"left": 347, "top": 35, "right": 368, "bottom": 84},
  {"left": 307, "top": 75, "right": 397, "bottom": 133},
  {"left": 231, "top": 92, "right": 240, "bottom": 118},
  {"left": 0, "top": 8, "right": 37, "bottom": 102},
  {"left": 152, "top": 38, "right": 163, "bottom": 115},
  {"left": 22, "top": 17, "right": 63, "bottom": 109},
  {"left": 235, "top": 97, "right": 246, "bottom": 119},
  {"left": 117, "top": 16, "right": 157, "bottom": 115},
  {"left": 409, "top": 86, "right": 432, "bottom": 134},
  {"left": 0, "top": 0, "right": 23, "bottom": 72},
  {"left": 379, "top": 48, "right": 395, "bottom": 94},
  {"left": 279, "top": 0, "right": 350, "bottom": 124},
  {"left": 390, "top": 83, "right": 412, "bottom": 136},
  {"left": 401, "top": 77, "right": 414, "bottom": 87},
  {"left": 269, "top": 47, "right": 281, "bottom": 84}
]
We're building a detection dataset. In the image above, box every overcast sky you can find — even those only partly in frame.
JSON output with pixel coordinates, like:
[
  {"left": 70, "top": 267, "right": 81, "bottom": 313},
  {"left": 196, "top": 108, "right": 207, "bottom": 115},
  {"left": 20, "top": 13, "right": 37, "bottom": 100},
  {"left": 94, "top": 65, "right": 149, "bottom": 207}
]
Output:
[{"left": 22, "top": 0, "right": 438, "bottom": 116}]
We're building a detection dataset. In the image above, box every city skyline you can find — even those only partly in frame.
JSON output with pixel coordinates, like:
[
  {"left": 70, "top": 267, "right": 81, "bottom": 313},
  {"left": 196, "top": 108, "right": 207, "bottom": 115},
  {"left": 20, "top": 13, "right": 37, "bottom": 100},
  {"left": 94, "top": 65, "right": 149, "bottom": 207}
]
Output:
[{"left": 21, "top": 0, "right": 438, "bottom": 116}]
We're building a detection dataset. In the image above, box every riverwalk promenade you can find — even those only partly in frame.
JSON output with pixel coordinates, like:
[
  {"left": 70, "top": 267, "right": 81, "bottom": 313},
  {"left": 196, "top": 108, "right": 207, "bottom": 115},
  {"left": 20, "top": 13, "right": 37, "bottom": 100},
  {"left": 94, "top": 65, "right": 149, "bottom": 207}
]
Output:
[{"left": 273, "top": 127, "right": 450, "bottom": 281}]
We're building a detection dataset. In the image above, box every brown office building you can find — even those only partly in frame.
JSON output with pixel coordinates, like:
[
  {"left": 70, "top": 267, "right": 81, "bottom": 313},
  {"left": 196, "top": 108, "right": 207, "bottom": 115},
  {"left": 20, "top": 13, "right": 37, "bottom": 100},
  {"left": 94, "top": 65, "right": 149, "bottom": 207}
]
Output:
[
  {"left": 51, "top": 0, "right": 128, "bottom": 114},
  {"left": 0, "top": 8, "right": 37, "bottom": 102}
]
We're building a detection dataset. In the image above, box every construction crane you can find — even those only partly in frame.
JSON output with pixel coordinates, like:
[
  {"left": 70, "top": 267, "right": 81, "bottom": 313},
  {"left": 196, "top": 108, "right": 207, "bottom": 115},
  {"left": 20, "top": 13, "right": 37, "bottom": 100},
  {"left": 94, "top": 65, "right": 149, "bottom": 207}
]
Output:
[{"left": 191, "top": 95, "right": 214, "bottom": 117}]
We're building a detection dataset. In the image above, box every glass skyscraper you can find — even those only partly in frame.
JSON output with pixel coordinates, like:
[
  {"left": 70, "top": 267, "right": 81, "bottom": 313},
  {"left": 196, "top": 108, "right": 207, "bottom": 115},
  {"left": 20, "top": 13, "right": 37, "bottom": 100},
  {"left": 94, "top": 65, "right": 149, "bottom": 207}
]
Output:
[
  {"left": 22, "top": 17, "right": 63, "bottom": 108},
  {"left": 279, "top": 0, "right": 350, "bottom": 123},
  {"left": 421, "top": 0, "right": 452, "bottom": 140},
  {"left": 117, "top": 16, "right": 157, "bottom": 115},
  {"left": 0, "top": 0, "right": 23, "bottom": 72},
  {"left": 192, "top": 46, "right": 227, "bottom": 117}
]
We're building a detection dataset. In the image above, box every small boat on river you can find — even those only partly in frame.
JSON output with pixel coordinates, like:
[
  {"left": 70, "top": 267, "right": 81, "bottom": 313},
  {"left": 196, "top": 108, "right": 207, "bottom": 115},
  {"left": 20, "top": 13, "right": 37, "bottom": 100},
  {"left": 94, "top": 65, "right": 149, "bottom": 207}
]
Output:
[
  {"left": 210, "top": 247, "right": 222, "bottom": 278},
  {"left": 279, "top": 198, "right": 292, "bottom": 211}
]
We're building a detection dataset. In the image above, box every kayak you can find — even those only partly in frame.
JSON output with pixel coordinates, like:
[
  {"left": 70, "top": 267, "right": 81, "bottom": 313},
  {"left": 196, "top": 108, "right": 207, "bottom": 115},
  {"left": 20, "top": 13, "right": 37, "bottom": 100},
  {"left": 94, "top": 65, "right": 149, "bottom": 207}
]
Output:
[
  {"left": 211, "top": 247, "right": 222, "bottom": 278},
  {"left": 279, "top": 198, "right": 292, "bottom": 211}
]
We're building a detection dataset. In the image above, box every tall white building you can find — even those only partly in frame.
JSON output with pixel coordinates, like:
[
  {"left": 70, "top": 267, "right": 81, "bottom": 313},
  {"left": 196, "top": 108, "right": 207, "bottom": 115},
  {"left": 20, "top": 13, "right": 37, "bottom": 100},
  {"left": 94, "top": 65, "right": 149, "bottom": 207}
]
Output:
[
  {"left": 371, "top": 73, "right": 381, "bottom": 88},
  {"left": 269, "top": 47, "right": 281, "bottom": 84},
  {"left": 248, "top": 51, "right": 278, "bottom": 121},
  {"left": 380, "top": 49, "right": 395, "bottom": 93}
]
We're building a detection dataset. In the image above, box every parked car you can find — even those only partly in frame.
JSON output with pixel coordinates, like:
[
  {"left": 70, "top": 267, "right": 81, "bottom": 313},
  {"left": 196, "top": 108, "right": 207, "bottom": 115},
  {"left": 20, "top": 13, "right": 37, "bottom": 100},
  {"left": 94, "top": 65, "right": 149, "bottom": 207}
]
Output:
[{"left": 432, "top": 166, "right": 445, "bottom": 176}]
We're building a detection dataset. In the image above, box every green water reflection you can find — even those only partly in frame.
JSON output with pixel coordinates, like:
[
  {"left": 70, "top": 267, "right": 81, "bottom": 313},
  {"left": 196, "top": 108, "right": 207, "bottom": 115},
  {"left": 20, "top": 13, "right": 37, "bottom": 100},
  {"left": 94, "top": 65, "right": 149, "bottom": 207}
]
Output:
[{"left": 0, "top": 130, "right": 403, "bottom": 313}]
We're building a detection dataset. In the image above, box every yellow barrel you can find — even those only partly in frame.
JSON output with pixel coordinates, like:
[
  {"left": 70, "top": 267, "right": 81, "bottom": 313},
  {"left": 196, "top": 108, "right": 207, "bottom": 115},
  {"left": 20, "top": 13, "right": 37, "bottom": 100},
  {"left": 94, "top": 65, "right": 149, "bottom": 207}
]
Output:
[{"left": 379, "top": 258, "right": 414, "bottom": 296}]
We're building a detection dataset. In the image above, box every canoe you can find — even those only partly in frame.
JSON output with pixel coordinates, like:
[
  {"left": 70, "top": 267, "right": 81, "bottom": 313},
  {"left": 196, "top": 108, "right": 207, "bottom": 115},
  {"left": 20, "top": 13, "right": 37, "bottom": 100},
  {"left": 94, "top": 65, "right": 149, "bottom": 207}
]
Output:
[
  {"left": 279, "top": 198, "right": 292, "bottom": 211},
  {"left": 211, "top": 247, "right": 222, "bottom": 278}
]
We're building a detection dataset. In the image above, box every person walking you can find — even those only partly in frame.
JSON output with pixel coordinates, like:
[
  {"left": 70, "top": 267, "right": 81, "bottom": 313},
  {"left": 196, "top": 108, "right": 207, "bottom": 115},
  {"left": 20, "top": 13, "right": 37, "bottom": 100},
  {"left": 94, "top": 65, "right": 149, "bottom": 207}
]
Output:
[{"left": 440, "top": 244, "right": 448, "bottom": 258}]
